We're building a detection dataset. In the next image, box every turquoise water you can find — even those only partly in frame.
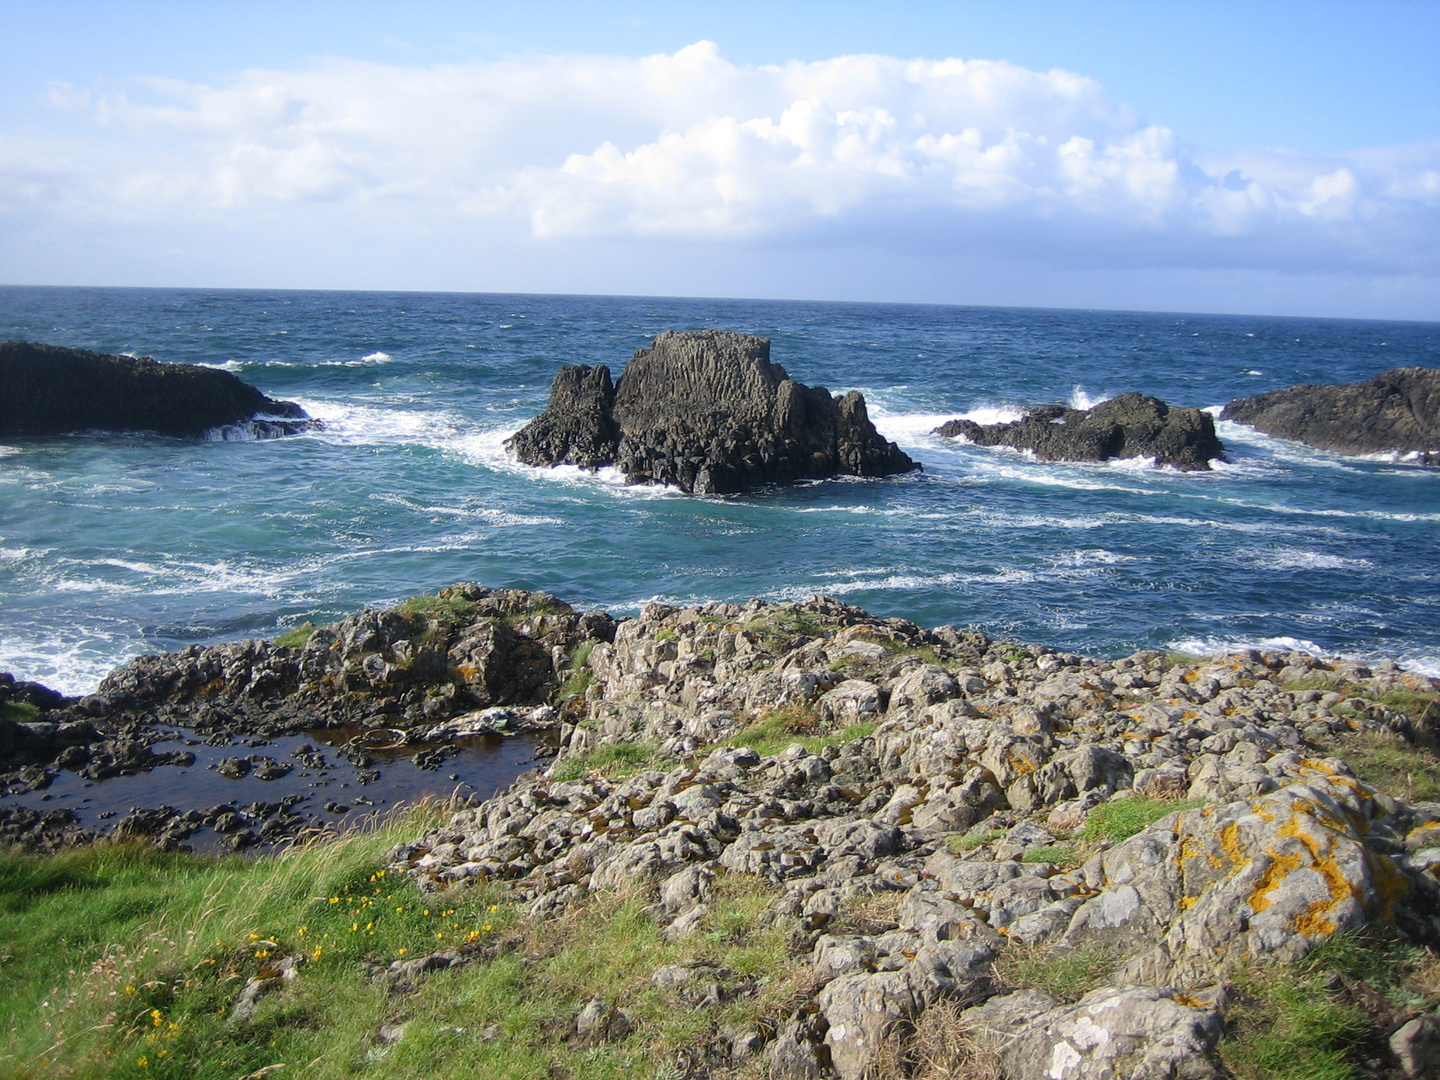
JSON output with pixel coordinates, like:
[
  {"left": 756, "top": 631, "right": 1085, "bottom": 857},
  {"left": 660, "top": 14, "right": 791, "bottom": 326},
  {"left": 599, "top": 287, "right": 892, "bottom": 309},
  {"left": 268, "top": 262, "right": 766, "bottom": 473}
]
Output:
[{"left": 3, "top": 286, "right": 1438, "bottom": 694}]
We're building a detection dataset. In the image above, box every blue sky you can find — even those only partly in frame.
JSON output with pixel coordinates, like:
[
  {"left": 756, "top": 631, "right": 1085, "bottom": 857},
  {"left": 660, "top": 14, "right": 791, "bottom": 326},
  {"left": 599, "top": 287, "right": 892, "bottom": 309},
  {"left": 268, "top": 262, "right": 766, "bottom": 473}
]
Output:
[{"left": 2, "top": 1, "right": 1438, "bottom": 319}]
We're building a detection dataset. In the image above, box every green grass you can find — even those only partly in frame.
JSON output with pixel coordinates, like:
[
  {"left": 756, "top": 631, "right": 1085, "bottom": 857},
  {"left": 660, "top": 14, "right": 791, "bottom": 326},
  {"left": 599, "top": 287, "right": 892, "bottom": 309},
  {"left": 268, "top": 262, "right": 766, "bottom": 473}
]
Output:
[
  {"left": 652, "top": 628, "right": 678, "bottom": 643},
  {"left": 1220, "top": 968, "right": 1368, "bottom": 1080},
  {"left": 1021, "top": 844, "right": 1076, "bottom": 867},
  {"left": 1079, "top": 797, "right": 1206, "bottom": 845},
  {"left": 725, "top": 706, "right": 874, "bottom": 758},
  {"left": 396, "top": 591, "right": 480, "bottom": 625},
  {"left": 946, "top": 830, "right": 1003, "bottom": 854},
  {"left": 272, "top": 622, "right": 316, "bottom": 650},
  {"left": 1324, "top": 730, "right": 1440, "bottom": 803},
  {"left": 996, "top": 943, "right": 1118, "bottom": 1002},
  {"left": 555, "top": 642, "right": 597, "bottom": 704},
  {"left": 0, "top": 823, "right": 805, "bottom": 1080},
  {"left": 0, "top": 700, "right": 42, "bottom": 724},
  {"left": 550, "top": 742, "right": 670, "bottom": 782}
]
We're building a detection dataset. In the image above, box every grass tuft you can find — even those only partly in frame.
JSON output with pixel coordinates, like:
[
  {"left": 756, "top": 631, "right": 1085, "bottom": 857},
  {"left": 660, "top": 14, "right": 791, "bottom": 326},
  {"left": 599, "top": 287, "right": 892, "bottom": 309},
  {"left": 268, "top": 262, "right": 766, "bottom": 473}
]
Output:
[
  {"left": 551, "top": 741, "right": 669, "bottom": 782},
  {"left": 272, "top": 622, "right": 316, "bottom": 649},
  {"left": 726, "top": 706, "right": 874, "bottom": 758},
  {"left": 1079, "top": 796, "right": 1205, "bottom": 845},
  {"left": 0, "top": 700, "right": 42, "bottom": 724},
  {"left": 995, "top": 942, "right": 1118, "bottom": 1002}
]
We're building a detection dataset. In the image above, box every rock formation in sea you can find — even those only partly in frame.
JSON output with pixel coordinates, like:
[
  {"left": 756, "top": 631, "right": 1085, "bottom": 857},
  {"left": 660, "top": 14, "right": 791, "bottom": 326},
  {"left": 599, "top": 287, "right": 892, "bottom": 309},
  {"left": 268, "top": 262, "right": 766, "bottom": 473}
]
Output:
[
  {"left": 5, "top": 585, "right": 1440, "bottom": 1075},
  {"left": 1221, "top": 366, "right": 1440, "bottom": 460},
  {"left": 933, "top": 392, "right": 1226, "bottom": 470},
  {"left": 507, "top": 329, "right": 918, "bottom": 493},
  {"left": 0, "top": 340, "right": 316, "bottom": 439}
]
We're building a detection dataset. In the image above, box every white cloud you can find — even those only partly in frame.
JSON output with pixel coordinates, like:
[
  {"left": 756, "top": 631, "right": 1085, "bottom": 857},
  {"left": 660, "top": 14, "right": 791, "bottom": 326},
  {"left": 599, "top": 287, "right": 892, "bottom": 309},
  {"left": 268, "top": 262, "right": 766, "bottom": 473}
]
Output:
[{"left": 5, "top": 40, "right": 1440, "bottom": 275}]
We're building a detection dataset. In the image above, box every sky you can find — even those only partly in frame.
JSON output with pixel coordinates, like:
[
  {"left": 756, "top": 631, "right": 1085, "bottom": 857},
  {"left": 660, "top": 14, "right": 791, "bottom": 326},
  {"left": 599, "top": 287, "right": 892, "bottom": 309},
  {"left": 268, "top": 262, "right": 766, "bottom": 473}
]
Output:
[{"left": 2, "top": 1, "right": 1438, "bottom": 320}]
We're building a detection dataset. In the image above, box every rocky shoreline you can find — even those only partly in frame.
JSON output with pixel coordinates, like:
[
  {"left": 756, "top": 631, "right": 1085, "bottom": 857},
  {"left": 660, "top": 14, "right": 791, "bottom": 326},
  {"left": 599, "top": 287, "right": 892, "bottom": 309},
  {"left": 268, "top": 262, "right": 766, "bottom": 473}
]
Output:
[{"left": 5, "top": 586, "right": 1440, "bottom": 1075}]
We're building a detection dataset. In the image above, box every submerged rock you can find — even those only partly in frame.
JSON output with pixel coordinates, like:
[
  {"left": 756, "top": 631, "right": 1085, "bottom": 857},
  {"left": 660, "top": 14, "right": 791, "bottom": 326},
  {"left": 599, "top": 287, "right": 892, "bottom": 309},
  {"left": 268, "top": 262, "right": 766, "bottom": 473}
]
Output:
[
  {"left": 508, "top": 329, "right": 917, "bottom": 493},
  {"left": 0, "top": 340, "right": 316, "bottom": 439},
  {"left": 1221, "top": 366, "right": 1440, "bottom": 460},
  {"left": 933, "top": 392, "right": 1226, "bottom": 470}
]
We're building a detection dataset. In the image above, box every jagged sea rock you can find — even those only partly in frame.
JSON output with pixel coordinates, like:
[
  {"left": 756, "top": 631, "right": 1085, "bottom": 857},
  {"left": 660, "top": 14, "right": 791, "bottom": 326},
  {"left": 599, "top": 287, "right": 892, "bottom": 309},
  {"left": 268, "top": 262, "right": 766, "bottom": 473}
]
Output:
[
  {"left": 0, "top": 341, "right": 315, "bottom": 439},
  {"left": 508, "top": 329, "right": 917, "bottom": 493},
  {"left": 1221, "top": 366, "right": 1440, "bottom": 460},
  {"left": 933, "top": 392, "right": 1226, "bottom": 470}
]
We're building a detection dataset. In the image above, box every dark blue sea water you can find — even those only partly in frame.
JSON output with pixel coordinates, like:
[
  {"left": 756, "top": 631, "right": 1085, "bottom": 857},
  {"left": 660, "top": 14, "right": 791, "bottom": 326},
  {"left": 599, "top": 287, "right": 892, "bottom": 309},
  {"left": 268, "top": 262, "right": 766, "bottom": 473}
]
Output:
[{"left": 3, "top": 286, "right": 1438, "bottom": 695}]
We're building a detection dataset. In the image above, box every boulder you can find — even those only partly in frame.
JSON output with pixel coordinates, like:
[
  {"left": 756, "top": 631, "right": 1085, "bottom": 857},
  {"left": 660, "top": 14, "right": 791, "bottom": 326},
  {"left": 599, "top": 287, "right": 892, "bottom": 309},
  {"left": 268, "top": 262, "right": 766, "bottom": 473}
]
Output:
[
  {"left": 0, "top": 341, "right": 315, "bottom": 439},
  {"left": 1221, "top": 366, "right": 1440, "bottom": 459},
  {"left": 1062, "top": 770, "right": 1419, "bottom": 986},
  {"left": 934, "top": 393, "right": 1225, "bottom": 470},
  {"left": 508, "top": 330, "right": 917, "bottom": 493},
  {"left": 994, "top": 986, "right": 1224, "bottom": 1080}
]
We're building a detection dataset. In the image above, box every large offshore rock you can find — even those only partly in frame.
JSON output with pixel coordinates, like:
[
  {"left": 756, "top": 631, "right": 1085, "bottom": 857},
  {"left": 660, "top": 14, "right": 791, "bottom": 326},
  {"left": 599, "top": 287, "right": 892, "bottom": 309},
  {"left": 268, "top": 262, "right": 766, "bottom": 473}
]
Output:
[
  {"left": 508, "top": 329, "right": 917, "bottom": 493},
  {"left": 0, "top": 341, "right": 314, "bottom": 439},
  {"left": 1221, "top": 366, "right": 1440, "bottom": 459},
  {"left": 933, "top": 392, "right": 1225, "bottom": 470},
  {"left": 505, "top": 362, "right": 620, "bottom": 469}
]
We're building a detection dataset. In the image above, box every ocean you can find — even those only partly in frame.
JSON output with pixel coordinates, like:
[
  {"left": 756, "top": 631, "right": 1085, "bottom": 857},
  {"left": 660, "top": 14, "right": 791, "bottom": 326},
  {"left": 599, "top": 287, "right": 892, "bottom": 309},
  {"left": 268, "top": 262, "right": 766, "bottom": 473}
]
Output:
[{"left": 3, "top": 286, "right": 1438, "bottom": 696}]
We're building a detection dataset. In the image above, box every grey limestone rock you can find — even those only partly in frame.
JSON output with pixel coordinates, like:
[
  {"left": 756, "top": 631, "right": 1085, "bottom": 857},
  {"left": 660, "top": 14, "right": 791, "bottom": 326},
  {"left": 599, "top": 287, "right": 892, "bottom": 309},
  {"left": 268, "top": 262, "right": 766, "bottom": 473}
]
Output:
[{"left": 996, "top": 986, "right": 1224, "bottom": 1080}]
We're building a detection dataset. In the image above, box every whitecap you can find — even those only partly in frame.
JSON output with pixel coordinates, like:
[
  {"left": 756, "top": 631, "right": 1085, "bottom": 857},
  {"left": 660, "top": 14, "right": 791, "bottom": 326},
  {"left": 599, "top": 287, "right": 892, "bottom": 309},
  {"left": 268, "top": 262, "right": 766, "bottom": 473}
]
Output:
[
  {"left": 1243, "top": 548, "right": 1373, "bottom": 572},
  {"left": 1170, "top": 635, "right": 1440, "bottom": 681},
  {"left": 361, "top": 351, "right": 392, "bottom": 363},
  {"left": 1068, "top": 386, "right": 1112, "bottom": 411}
]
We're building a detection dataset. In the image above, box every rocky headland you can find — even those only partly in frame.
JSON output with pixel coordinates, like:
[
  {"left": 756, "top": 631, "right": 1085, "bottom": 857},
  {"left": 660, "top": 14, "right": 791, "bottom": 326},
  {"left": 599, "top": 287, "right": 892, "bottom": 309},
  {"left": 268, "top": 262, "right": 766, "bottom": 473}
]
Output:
[
  {"left": 933, "top": 392, "right": 1227, "bottom": 470},
  {"left": 0, "top": 340, "right": 315, "bottom": 439},
  {"left": 1221, "top": 367, "right": 1440, "bottom": 462},
  {"left": 508, "top": 330, "right": 918, "bottom": 493},
  {"left": 5, "top": 586, "right": 1440, "bottom": 1076}
]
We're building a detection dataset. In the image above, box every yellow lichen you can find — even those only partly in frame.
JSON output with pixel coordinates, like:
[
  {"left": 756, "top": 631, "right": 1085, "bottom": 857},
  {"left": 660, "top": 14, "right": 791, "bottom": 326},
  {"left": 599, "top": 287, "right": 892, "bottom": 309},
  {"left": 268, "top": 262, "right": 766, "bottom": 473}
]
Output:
[
  {"left": 1217, "top": 821, "right": 1248, "bottom": 868},
  {"left": 1248, "top": 844, "right": 1304, "bottom": 914}
]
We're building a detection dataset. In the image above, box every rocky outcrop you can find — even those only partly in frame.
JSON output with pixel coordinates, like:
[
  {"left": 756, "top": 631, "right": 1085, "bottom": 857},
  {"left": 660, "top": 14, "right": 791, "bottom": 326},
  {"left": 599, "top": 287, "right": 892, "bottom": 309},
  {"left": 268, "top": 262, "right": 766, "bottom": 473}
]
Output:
[
  {"left": 1221, "top": 366, "right": 1440, "bottom": 460},
  {"left": 508, "top": 330, "right": 917, "bottom": 493},
  {"left": 0, "top": 586, "right": 616, "bottom": 849},
  {"left": 396, "top": 592, "right": 1440, "bottom": 1080},
  {"left": 0, "top": 341, "right": 316, "bottom": 439},
  {"left": 91, "top": 585, "right": 614, "bottom": 735},
  {"left": 934, "top": 393, "right": 1226, "bottom": 470},
  {"left": 9, "top": 584, "right": 1440, "bottom": 1074}
]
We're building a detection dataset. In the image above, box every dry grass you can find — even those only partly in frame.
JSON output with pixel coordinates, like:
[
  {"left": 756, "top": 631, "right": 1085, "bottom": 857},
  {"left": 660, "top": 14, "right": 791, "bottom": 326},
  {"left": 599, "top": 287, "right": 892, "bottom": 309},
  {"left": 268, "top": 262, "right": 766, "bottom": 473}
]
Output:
[
  {"left": 1323, "top": 729, "right": 1440, "bottom": 803},
  {"left": 864, "top": 999, "right": 1002, "bottom": 1080}
]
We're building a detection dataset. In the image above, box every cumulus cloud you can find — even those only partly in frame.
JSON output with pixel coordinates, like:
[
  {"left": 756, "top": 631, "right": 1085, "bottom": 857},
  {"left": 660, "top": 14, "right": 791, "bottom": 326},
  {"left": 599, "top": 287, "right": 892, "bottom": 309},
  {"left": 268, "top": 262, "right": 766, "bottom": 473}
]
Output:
[{"left": 8, "top": 40, "right": 1440, "bottom": 274}]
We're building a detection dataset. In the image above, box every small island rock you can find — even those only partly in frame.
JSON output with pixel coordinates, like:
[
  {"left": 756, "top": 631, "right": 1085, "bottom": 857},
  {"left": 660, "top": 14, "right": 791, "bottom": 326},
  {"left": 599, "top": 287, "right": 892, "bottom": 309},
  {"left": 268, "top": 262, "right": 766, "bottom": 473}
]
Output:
[
  {"left": 508, "top": 329, "right": 918, "bottom": 494},
  {"left": 1221, "top": 366, "right": 1440, "bottom": 460},
  {"left": 0, "top": 341, "right": 315, "bottom": 439},
  {"left": 933, "top": 392, "right": 1226, "bottom": 471}
]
